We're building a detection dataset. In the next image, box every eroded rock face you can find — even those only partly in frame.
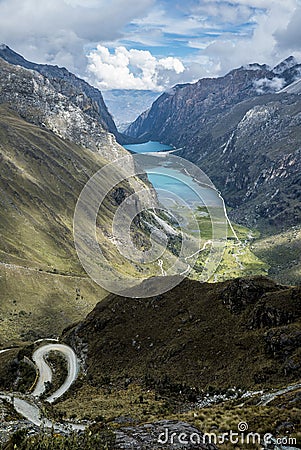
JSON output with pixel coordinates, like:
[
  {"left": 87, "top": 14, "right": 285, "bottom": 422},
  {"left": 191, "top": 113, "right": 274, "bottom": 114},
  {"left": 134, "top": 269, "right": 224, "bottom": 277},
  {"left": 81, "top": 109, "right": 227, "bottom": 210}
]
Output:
[
  {"left": 248, "top": 287, "right": 301, "bottom": 329},
  {"left": 220, "top": 277, "right": 282, "bottom": 314},
  {"left": 0, "top": 44, "right": 123, "bottom": 141},
  {"left": 126, "top": 65, "right": 274, "bottom": 144},
  {"left": 249, "top": 305, "right": 295, "bottom": 329},
  {"left": 0, "top": 58, "right": 128, "bottom": 162},
  {"left": 202, "top": 96, "right": 301, "bottom": 229},
  {"left": 265, "top": 327, "right": 301, "bottom": 359}
]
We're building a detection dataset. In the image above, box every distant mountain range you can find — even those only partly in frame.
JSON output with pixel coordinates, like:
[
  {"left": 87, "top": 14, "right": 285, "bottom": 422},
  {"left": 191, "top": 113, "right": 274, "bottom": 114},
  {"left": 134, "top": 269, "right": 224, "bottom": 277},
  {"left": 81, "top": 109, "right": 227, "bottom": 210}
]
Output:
[
  {"left": 127, "top": 57, "right": 301, "bottom": 231},
  {"left": 102, "top": 89, "right": 160, "bottom": 132}
]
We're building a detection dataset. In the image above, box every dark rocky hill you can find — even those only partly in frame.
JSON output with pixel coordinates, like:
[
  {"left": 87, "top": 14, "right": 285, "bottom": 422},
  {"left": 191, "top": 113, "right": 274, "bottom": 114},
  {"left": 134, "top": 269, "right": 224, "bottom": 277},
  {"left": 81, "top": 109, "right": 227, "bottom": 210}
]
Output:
[{"left": 65, "top": 276, "right": 301, "bottom": 393}]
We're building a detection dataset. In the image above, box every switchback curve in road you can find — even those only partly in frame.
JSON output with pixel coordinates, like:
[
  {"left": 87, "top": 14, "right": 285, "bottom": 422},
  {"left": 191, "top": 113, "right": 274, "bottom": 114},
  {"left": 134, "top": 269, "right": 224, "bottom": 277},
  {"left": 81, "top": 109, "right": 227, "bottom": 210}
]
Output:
[{"left": 32, "top": 343, "right": 80, "bottom": 403}]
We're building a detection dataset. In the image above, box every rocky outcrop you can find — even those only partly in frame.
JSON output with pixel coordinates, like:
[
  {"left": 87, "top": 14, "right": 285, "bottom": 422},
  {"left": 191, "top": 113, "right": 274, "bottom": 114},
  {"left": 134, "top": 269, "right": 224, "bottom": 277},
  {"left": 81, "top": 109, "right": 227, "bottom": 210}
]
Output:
[
  {"left": 265, "top": 326, "right": 301, "bottom": 376},
  {"left": 250, "top": 305, "right": 296, "bottom": 329},
  {"left": 0, "top": 44, "right": 132, "bottom": 144},
  {"left": 220, "top": 277, "right": 284, "bottom": 314},
  {"left": 0, "top": 57, "right": 128, "bottom": 162},
  {"left": 115, "top": 420, "right": 218, "bottom": 449}
]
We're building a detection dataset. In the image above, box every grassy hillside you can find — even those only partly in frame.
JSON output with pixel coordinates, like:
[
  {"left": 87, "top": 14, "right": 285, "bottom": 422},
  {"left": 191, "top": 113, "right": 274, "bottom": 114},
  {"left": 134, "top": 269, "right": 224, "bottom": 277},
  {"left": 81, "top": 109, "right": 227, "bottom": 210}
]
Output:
[
  {"left": 0, "top": 105, "right": 113, "bottom": 341},
  {"left": 0, "top": 104, "right": 105, "bottom": 271},
  {"left": 0, "top": 105, "right": 160, "bottom": 342},
  {"left": 252, "top": 226, "right": 301, "bottom": 285},
  {"left": 0, "top": 265, "right": 107, "bottom": 344}
]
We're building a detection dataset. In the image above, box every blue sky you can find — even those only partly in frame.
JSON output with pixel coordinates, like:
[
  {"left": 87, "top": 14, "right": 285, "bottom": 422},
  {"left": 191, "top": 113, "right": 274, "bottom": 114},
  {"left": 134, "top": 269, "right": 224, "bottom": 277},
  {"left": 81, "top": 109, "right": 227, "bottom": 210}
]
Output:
[
  {"left": 0, "top": 0, "right": 300, "bottom": 90},
  {"left": 121, "top": 0, "right": 259, "bottom": 53}
]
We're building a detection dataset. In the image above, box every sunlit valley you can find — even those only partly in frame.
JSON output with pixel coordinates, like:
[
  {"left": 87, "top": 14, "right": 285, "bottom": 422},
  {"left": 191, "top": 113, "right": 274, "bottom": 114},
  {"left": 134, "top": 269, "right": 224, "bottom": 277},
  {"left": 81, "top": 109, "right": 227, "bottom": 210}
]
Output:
[{"left": 0, "top": 21, "right": 300, "bottom": 450}]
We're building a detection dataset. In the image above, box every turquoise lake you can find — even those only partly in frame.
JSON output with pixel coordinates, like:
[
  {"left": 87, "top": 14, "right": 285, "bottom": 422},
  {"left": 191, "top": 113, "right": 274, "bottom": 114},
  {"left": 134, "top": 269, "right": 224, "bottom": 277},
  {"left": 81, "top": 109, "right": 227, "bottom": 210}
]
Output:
[
  {"left": 123, "top": 141, "right": 219, "bottom": 207},
  {"left": 124, "top": 141, "right": 174, "bottom": 153}
]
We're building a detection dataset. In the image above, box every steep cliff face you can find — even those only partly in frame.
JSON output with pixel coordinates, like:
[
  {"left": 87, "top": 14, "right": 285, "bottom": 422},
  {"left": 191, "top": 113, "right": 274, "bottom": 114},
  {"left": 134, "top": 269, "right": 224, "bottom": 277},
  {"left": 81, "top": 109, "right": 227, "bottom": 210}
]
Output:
[
  {"left": 126, "top": 59, "right": 301, "bottom": 230},
  {"left": 0, "top": 57, "right": 127, "bottom": 162},
  {"left": 192, "top": 93, "right": 301, "bottom": 229},
  {"left": 127, "top": 58, "right": 301, "bottom": 146},
  {"left": 0, "top": 44, "right": 131, "bottom": 144},
  {"left": 126, "top": 64, "right": 275, "bottom": 144}
]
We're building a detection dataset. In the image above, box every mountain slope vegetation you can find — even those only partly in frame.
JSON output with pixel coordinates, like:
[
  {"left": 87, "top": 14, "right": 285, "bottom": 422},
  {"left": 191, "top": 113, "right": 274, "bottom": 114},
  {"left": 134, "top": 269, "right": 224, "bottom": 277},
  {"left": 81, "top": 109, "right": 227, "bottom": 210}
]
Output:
[
  {"left": 0, "top": 56, "right": 155, "bottom": 343},
  {"left": 0, "top": 105, "right": 111, "bottom": 342},
  {"left": 65, "top": 276, "right": 301, "bottom": 392}
]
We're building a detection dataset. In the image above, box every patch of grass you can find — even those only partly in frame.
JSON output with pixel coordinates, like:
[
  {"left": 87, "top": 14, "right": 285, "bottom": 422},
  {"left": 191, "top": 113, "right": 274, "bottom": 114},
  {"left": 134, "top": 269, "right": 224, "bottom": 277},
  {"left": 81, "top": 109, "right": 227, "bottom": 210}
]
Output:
[
  {"left": 41, "top": 351, "right": 69, "bottom": 398},
  {"left": 0, "top": 265, "right": 107, "bottom": 344},
  {"left": 54, "top": 382, "right": 167, "bottom": 423},
  {"left": 1, "top": 426, "right": 116, "bottom": 450},
  {"left": 178, "top": 400, "right": 301, "bottom": 449},
  {"left": 187, "top": 208, "right": 269, "bottom": 282},
  {"left": 252, "top": 226, "right": 301, "bottom": 285},
  {"left": 0, "top": 347, "right": 36, "bottom": 392}
]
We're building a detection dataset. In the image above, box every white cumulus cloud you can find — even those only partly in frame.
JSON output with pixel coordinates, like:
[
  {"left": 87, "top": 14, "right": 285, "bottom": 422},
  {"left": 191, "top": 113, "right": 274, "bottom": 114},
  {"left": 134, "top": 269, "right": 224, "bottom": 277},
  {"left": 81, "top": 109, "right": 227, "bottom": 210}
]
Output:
[
  {"left": 87, "top": 45, "right": 185, "bottom": 90},
  {"left": 198, "top": 0, "right": 301, "bottom": 74},
  {"left": 0, "top": 0, "right": 300, "bottom": 90},
  {"left": 0, "top": 0, "right": 154, "bottom": 74}
]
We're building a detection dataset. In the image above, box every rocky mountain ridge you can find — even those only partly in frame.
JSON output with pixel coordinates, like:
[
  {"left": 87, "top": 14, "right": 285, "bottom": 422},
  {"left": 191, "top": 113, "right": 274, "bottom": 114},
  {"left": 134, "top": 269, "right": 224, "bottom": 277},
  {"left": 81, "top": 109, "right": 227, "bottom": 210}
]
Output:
[
  {"left": 126, "top": 57, "right": 301, "bottom": 231},
  {"left": 126, "top": 58, "right": 301, "bottom": 144},
  {"left": 0, "top": 57, "right": 128, "bottom": 162},
  {"left": 0, "top": 44, "right": 133, "bottom": 144}
]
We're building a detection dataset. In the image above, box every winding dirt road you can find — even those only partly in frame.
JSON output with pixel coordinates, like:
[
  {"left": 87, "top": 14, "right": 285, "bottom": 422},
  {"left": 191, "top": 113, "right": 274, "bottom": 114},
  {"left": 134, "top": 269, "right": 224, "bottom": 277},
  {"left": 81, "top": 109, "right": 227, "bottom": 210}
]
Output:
[
  {"left": 32, "top": 343, "right": 79, "bottom": 403},
  {"left": 0, "top": 342, "right": 84, "bottom": 430}
]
